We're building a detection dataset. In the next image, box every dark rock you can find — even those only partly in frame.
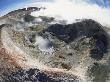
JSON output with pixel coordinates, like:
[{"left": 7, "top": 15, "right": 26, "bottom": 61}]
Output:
[
  {"left": 39, "top": 16, "right": 55, "bottom": 22},
  {"left": 44, "top": 19, "right": 107, "bottom": 43},
  {"left": 4, "top": 68, "right": 79, "bottom": 82},
  {"left": 88, "top": 63, "right": 110, "bottom": 82},
  {"left": 90, "top": 33, "right": 108, "bottom": 60},
  {"left": 67, "top": 53, "right": 73, "bottom": 56},
  {"left": 44, "top": 23, "right": 78, "bottom": 43},
  {"left": 44, "top": 19, "right": 108, "bottom": 60},
  {"left": 90, "top": 48, "right": 104, "bottom": 60},
  {"left": 28, "top": 34, "right": 36, "bottom": 43},
  {"left": 24, "top": 14, "right": 35, "bottom": 22}
]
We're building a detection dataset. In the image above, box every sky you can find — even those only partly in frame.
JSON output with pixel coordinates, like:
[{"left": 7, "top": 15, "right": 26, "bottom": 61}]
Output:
[
  {"left": 0, "top": 0, "right": 110, "bottom": 15},
  {"left": 0, "top": 0, "right": 110, "bottom": 9},
  {"left": 0, "top": 0, "right": 110, "bottom": 12},
  {"left": 0, "top": 0, "right": 53, "bottom": 16},
  {"left": 0, "top": 0, "right": 53, "bottom": 9},
  {"left": 0, "top": 0, "right": 110, "bottom": 25},
  {"left": 87, "top": 0, "right": 110, "bottom": 8}
]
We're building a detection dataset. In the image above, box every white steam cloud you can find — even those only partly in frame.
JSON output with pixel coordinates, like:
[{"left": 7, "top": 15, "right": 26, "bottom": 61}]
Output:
[
  {"left": 31, "top": 0, "right": 110, "bottom": 26},
  {"left": 35, "top": 35, "right": 54, "bottom": 53}
]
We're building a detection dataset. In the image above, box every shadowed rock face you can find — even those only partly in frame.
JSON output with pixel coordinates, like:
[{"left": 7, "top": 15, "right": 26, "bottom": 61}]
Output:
[
  {"left": 88, "top": 63, "right": 110, "bottom": 82},
  {"left": 44, "top": 23, "right": 78, "bottom": 43},
  {"left": 44, "top": 19, "right": 108, "bottom": 60},
  {"left": 90, "top": 33, "right": 108, "bottom": 60},
  {"left": 45, "top": 20, "right": 104, "bottom": 43},
  {"left": 24, "top": 15, "right": 35, "bottom": 22}
]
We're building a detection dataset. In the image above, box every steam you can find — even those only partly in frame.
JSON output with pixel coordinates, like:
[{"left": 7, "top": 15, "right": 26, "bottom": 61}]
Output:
[
  {"left": 35, "top": 35, "right": 54, "bottom": 53},
  {"left": 31, "top": 0, "right": 110, "bottom": 25}
]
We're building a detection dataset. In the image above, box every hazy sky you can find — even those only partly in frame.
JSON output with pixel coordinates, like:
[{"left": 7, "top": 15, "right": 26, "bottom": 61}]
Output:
[
  {"left": 0, "top": 0, "right": 53, "bottom": 16},
  {"left": 0, "top": 0, "right": 110, "bottom": 25},
  {"left": 0, "top": 0, "right": 110, "bottom": 9},
  {"left": 0, "top": 0, "right": 110, "bottom": 15}
]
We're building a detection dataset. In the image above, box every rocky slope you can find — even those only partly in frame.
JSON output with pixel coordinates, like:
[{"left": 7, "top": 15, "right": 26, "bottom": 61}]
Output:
[{"left": 0, "top": 7, "right": 110, "bottom": 82}]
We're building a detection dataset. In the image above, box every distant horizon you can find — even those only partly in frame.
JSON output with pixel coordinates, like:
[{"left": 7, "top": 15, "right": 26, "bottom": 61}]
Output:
[
  {"left": 0, "top": 0, "right": 110, "bottom": 10},
  {"left": 0, "top": 0, "right": 110, "bottom": 16}
]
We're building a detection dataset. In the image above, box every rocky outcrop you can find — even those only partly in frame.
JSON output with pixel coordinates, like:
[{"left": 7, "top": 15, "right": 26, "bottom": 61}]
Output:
[{"left": 45, "top": 19, "right": 108, "bottom": 60}]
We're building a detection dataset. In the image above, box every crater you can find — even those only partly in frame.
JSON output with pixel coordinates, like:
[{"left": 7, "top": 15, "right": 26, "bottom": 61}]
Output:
[{"left": 43, "top": 19, "right": 109, "bottom": 60}]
